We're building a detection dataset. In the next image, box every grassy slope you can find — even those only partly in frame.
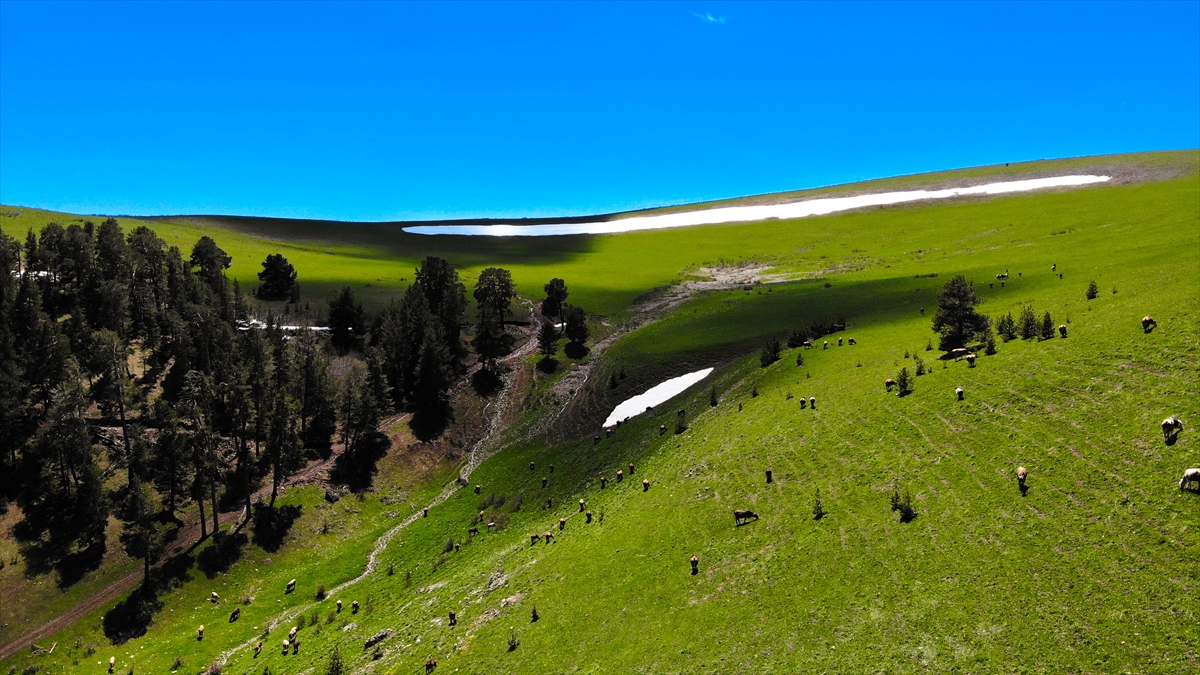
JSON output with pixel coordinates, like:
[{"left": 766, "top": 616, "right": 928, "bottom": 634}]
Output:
[
  {"left": 2, "top": 154, "right": 1198, "bottom": 674},
  {"left": 3, "top": 151, "right": 1193, "bottom": 316}
]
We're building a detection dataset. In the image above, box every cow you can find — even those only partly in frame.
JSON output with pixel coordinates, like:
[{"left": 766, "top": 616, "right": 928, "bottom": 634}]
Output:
[
  {"left": 468, "top": 526, "right": 480, "bottom": 535},
  {"left": 996, "top": 270, "right": 1009, "bottom": 280},
  {"left": 956, "top": 387, "right": 964, "bottom": 401},
  {"left": 282, "top": 639, "right": 290, "bottom": 655},
  {"left": 559, "top": 518, "right": 567, "bottom": 530},
  {"left": 1180, "top": 468, "right": 1200, "bottom": 491},
  {"left": 426, "top": 658, "right": 438, "bottom": 674},
  {"left": 544, "top": 532, "right": 554, "bottom": 544},
  {"left": 337, "top": 599, "right": 343, "bottom": 613},
  {"left": 210, "top": 591, "right": 220, "bottom": 603},
  {"left": 848, "top": 337, "right": 857, "bottom": 345},
  {"left": 579, "top": 499, "right": 586, "bottom": 512},
  {"left": 690, "top": 555, "right": 700, "bottom": 575},
  {"left": 766, "top": 469, "right": 773, "bottom": 484},
  {"left": 965, "top": 353, "right": 977, "bottom": 367},
  {"left": 448, "top": 610, "right": 457, "bottom": 626},
  {"left": 951, "top": 348, "right": 970, "bottom": 361},
  {"left": 197, "top": 625, "right": 204, "bottom": 640},
  {"left": 1016, "top": 466, "right": 1028, "bottom": 487},
  {"left": 352, "top": 600, "right": 360, "bottom": 614},
  {"left": 529, "top": 462, "right": 536, "bottom": 471},
  {"left": 1162, "top": 417, "right": 1184, "bottom": 440},
  {"left": 254, "top": 641, "right": 263, "bottom": 658},
  {"left": 629, "top": 463, "right": 636, "bottom": 475},
  {"left": 823, "top": 340, "right": 829, "bottom": 349},
  {"left": 600, "top": 476, "right": 608, "bottom": 489},
  {"left": 809, "top": 396, "right": 816, "bottom": 409},
  {"left": 1052, "top": 263, "right": 1057, "bottom": 271},
  {"left": 659, "top": 424, "right": 667, "bottom": 435},
  {"left": 530, "top": 533, "right": 540, "bottom": 546},
  {"left": 229, "top": 607, "right": 240, "bottom": 623},
  {"left": 586, "top": 510, "right": 593, "bottom": 523},
  {"left": 1058, "top": 324, "right": 1068, "bottom": 338},
  {"left": 643, "top": 479, "right": 651, "bottom": 492},
  {"left": 617, "top": 470, "right": 624, "bottom": 483},
  {"left": 1142, "top": 316, "right": 1157, "bottom": 333},
  {"left": 109, "top": 657, "right": 116, "bottom": 673},
  {"left": 885, "top": 378, "right": 897, "bottom": 392},
  {"left": 799, "top": 398, "right": 806, "bottom": 409},
  {"left": 734, "top": 509, "right": 760, "bottom": 526},
  {"left": 838, "top": 337, "right": 843, "bottom": 346}
]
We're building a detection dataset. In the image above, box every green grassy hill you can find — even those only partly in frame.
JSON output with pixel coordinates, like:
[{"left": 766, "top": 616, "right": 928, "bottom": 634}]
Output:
[{"left": 2, "top": 151, "right": 1197, "bottom": 674}]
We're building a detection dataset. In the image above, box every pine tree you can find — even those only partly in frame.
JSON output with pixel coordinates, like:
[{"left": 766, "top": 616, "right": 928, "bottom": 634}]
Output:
[
  {"left": 931, "top": 275, "right": 989, "bottom": 351},
  {"left": 562, "top": 304, "right": 589, "bottom": 346},
  {"left": 1019, "top": 304, "right": 1038, "bottom": 340},
  {"left": 1086, "top": 280, "right": 1099, "bottom": 300},
  {"left": 1041, "top": 311, "right": 1055, "bottom": 340},
  {"left": 896, "top": 366, "right": 914, "bottom": 396},
  {"left": 256, "top": 253, "right": 299, "bottom": 301},
  {"left": 537, "top": 322, "right": 559, "bottom": 359},
  {"left": 541, "top": 278, "right": 568, "bottom": 319},
  {"left": 327, "top": 286, "right": 365, "bottom": 354}
]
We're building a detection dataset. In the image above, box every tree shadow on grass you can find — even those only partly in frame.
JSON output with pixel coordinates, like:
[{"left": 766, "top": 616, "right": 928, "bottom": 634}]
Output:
[
  {"left": 252, "top": 503, "right": 303, "bottom": 553},
  {"left": 53, "top": 540, "right": 108, "bottom": 589},
  {"left": 103, "top": 585, "right": 162, "bottom": 645},
  {"left": 411, "top": 403, "right": 454, "bottom": 442},
  {"left": 196, "top": 530, "right": 249, "bottom": 579},
  {"left": 536, "top": 357, "right": 558, "bottom": 374},
  {"left": 332, "top": 431, "right": 391, "bottom": 492},
  {"left": 563, "top": 342, "right": 589, "bottom": 360},
  {"left": 471, "top": 367, "right": 505, "bottom": 398}
]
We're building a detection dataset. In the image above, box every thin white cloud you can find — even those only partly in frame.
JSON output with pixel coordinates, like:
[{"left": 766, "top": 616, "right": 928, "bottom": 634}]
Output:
[{"left": 693, "top": 11, "right": 725, "bottom": 24}]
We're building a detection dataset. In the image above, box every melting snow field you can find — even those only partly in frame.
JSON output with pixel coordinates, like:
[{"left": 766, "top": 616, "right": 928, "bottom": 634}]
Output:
[
  {"left": 405, "top": 175, "right": 1110, "bottom": 237},
  {"left": 603, "top": 368, "right": 714, "bottom": 428}
]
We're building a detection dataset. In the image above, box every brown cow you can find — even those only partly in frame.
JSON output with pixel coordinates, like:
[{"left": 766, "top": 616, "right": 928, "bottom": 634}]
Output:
[
  {"left": 734, "top": 509, "right": 760, "bottom": 525},
  {"left": 848, "top": 337, "right": 857, "bottom": 345},
  {"left": 965, "top": 353, "right": 977, "bottom": 367},
  {"left": 885, "top": 378, "right": 897, "bottom": 392},
  {"left": 426, "top": 658, "right": 438, "bottom": 674},
  {"left": 1142, "top": 316, "right": 1157, "bottom": 333},
  {"left": 1016, "top": 466, "right": 1028, "bottom": 487}
]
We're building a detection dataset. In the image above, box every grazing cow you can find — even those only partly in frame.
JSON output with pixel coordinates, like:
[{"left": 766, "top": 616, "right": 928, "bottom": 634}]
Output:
[
  {"left": 802, "top": 340, "right": 813, "bottom": 349},
  {"left": 559, "top": 518, "right": 566, "bottom": 530},
  {"left": 690, "top": 555, "right": 699, "bottom": 575},
  {"left": 255, "top": 641, "right": 263, "bottom": 658},
  {"left": 487, "top": 521, "right": 496, "bottom": 530},
  {"left": 659, "top": 424, "right": 667, "bottom": 435},
  {"left": 289, "top": 626, "right": 298, "bottom": 640},
  {"left": 282, "top": 639, "right": 289, "bottom": 655},
  {"left": 423, "top": 508, "right": 429, "bottom": 518},
  {"left": 586, "top": 510, "right": 594, "bottom": 523},
  {"left": 1180, "top": 468, "right": 1200, "bottom": 490},
  {"left": 448, "top": 611, "right": 457, "bottom": 626},
  {"left": 293, "top": 640, "right": 300, "bottom": 655},
  {"left": 530, "top": 534, "right": 540, "bottom": 546},
  {"left": 210, "top": 591, "right": 220, "bottom": 603},
  {"left": 956, "top": 387, "right": 964, "bottom": 401},
  {"left": 1016, "top": 466, "right": 1028, "bottom": 487},
  {"left": 426, "top": 658, "right": 438, "bottom": 674},
  {"left": 996, "top": 270, "right": 1009, "bottom": 280},
  {"left": 606, "top": 428, "right": 613, "bottom": 438},
  {"left": 989, "top": 282, "right": 994, "bottom": 288},
  {"left": 838, "top": 337, "right": 843, "bottom": 346},
  {"left": 823, "top": 340, "right": 829, "bottom": 349},
  {"left": 474, "top": 485, "right": 482, "bottom": 494},
  {"left": 542, "top": 477, "right": 548, "bottom": 488},
  {"left": 617, "top": 470, "right": 624, "bottom": 483},
  {"left": 951, "top": 348, "right": 969, "bottom": 361},
  {"left": 920, "top": 307, "right": 925, "bottom": 315},
  {"left": 848, "top": 338, "right": 857, "bottom": 345},
  {"left": 468, "top": 526, "right": 480, "bottom": 535},
  {"left": 965, "top": 353, "right": 976, "bottom": 367},
  {"left": 198, "top": 625, "right": 204, "bottom": 640},
  {"left": 109, "top": 657, "right": 116, "bottom": 673},
  {"left": 809, "top": 396, "right": 816, "bottom": 409},
  {"left": 1058, "top": 324, "right": 1068, "bottom": 338},
  {"left": 545, "top": 497, "right": 553, "bottom": 509},
  {"left": 544, "top": 532, "right": 554, "bottom": 544},
  {"left": 643, "top": 479, "right": 651, "bottom": 491},
  {"left": 885, "top": 378, "right": 897, "bottom": 392},
  {"left": 600, "top": 476, "right": 608, "bottom": 489},
  {"left": 766, "top": 469, "right": 773, "bottom": 484},
  {"left": 1052, "top": 263, "right": 1057, "bottom": 271},
  {"left": 1162, "top": 416, "right": 1184, "bottom": 439},
  {"left": 454, "top": 543, "right": 461, "bottom": 552},
  {"left": 229, "top": 607, "right": 240, "bottom": 623},
  {"left": 800, "top": 398, "right": 807, "bottom": 409},
  {"left": 629, "top": 463, "right": 636, "bottom": 475},
  {"left": 593, "top": 435, "right": 601, "bottom": 444},
  {"left": 529, "top": 462, "right": 535, "bottom": 471},
  {"left": 1142, "top": 316, "right": 1157, "bottom": 333},
  {"left": 337, "top": 599, "right": 343, "bottom": 613},
  {"left": 549, "top": 465, "right": 555, "bottom": 473},
  {"left": 579, "top": 499, "right": 586, "bottom": 512},
  {"left": 734, "top": 509, "right": 760, "bottom": 525}
]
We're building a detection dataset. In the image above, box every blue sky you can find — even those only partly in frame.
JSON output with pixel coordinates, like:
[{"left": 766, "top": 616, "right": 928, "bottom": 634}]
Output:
[{"left": 1, "top": 1, "right": 1197, "bottom": 221}]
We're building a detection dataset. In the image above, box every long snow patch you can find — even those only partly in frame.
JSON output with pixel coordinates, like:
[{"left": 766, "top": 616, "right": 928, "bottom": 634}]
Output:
[{"left": 603, "top": 368, "right": 715, "bottom": 428}]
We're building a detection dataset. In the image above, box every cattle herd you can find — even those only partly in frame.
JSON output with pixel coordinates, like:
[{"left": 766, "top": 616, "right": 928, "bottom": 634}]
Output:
[{"left": 194, "top": 304, "right": 1191, "bottom": 670}]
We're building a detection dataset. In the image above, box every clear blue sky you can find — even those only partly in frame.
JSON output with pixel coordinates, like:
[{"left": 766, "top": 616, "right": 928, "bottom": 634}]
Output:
[{"left": 1, "top": 1, "right": 1197, "bottom": 221}]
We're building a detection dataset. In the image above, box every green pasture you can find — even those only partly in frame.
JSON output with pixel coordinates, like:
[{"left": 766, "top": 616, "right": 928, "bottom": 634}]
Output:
[{"left": 2, "top": 152, "right": 1198, "bottom": 673}]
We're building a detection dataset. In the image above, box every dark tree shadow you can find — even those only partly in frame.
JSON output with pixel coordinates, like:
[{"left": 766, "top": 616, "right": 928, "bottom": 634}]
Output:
[
  {"left": 332, "top": 431, "right": 391, "bottom": 491},
  {"left": 563, "top": 342, "right": 589, "bottom": 360},
  {"left": 411, "top": 403, "right": 454, "bottom": 442},
  {"left": 196, "top": 530, "right": 248, "bottom": 579},
  {"left": 536, "top": 357, "right": 558, "bottom": 374},
  {"left": 471, "top": 368, "right": 505, "bottom": 398},
  {"left": 103, "top": 585, "right": 162, "bottom": 644},
  {"left": 154, "top": 550, "right": 195, "bottom": 592},
  {"left": 252, "top": 503, "right": 303, "bottom": 553},
  {"left": 54, "top": 541, "right": 108, "bottom": 589}
]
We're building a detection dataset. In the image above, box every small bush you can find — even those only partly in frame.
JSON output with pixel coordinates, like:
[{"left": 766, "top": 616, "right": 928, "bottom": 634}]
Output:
[
  {"left": 309, "top": 610, "right": 320, "bottom": 626},
  {"left": 812, "top": 489, "right": 825, "bottom": 520},
  {"left": 760, "top": 336, "right": 782, "bottom": 367},
  {"left": 172, "top": 657, "right": 184, "bottom": 670},
  {"left": 325, "top": 611, "right": 336, "bottom": 624},
  {"left": 443, "top": 538, "right": 455, "bottom": 554},
  {"left": 1112, "top": 284, "right": 1118, "bottom": 295},
  {"left": 709, "top": 386, "right": 718, "bottom": 407},
  {"left": 984, "top": 331, "right": 997, "bottom": 355},
  {"left": 608, "top": 372, "right": 618, "bottom": 389},
  {"left": 387, "top": 563, "right": 394, "bottom": 576},
  {"left": 890, "top": 488, "right": 916, "bottom": 523},
  {"left": 996, "top": 312, "right": 1017, "bottom": 341},
  {"left": 507, "top": 495, "right": 523, "bottom": 512},
  {"left": 903, "top": 349, "right": 910, "bottom": 359},
  {"left": 1019, "top": 304, "right": 1038, "bottom": 340},
  {"left": 405, "top": 570, "right": 412, "bottom": 587},
  {"left": 325, "top": 647, "right": 345, "bottom": 675},
  {"left": 895, "top": 367, "right": 914, "bottom": 396},
  {"left": 751, "top": 387, "right": 758, "bottom": 398},
  {"left": 508, "top": 628, "right": 521, "bottom": 652},
  {"left": 1086, "top": 280, "right": 1099, "bottom": 300},
  {"left": 315, "top": 584, "right": 326, "bottom": 600},
  {"left": 674, "top": 409, "right": 688, "bottom": 434},
  {"left": 1040, "top": 311, "right": 1055, "bottom": 340},
  {"left": 914, "top": 357, "right": 927, "bottom": 376},
  {"left": 796, "top": 352, "right": 804, "bottom": 366},
  {"left": 925, "top": 339, "right": 933, "bottom": 351}
]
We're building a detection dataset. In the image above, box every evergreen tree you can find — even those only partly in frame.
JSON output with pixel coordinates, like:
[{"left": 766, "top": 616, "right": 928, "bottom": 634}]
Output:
[
  {"left": 1086, "top": 280, "right": 1099, "bottom": 300},
  {"left": 257, "top": 253, "right": 299, "bottom": 301},
  {"left": 328, "top": 286, "right": 365, "bottom": 354},
  {"left": 562, "top": 304, "right": 589, "bottom": 346},
  {"left": 760, "top": 336, "right": 782, "bottom": 367},
  {"left": 412, "top": 319, "right": 453, "bottom": 418},
  {"left": 1019, "top": 304, "right": 1039, "bottom": 340},
  {"left": 541, "top": 278, "right": 569, "bottom": 319},
  {"left": 895, "top": 366, "right": 914, "bottom": 396},
  {"left": 189, "top": 236, "right": 232, "bottom": 292},
  {"left": 290, "top": 332, "right": 337, "bottom": 455},
  {"left": 931, "top": 275, "right": 989, "bottom": 351},
  {"left": 150, "top": 399, "right": 190, "bottom": 524},
  {"left": 537, "top": 322, "right": 559, "bottom": 359},
  {"left": 415, "top": 257, "right": 467, "bottom": 368},
  {"left": 996, "top": 312, "right": 1018, "bottom": 341},
  {"left": 1041, "top": 311, "right": 1055, "bottom": 340},
  {"left": 473, "top": 267, "right": 515, "bottom": 324}
]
